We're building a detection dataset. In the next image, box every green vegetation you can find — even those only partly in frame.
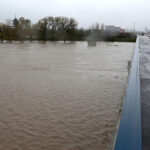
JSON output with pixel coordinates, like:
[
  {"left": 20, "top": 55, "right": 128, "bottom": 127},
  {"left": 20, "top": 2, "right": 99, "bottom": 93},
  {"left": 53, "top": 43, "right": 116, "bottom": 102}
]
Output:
[{"left": 0, "top": 16, "right": 136, "bottom": 42}]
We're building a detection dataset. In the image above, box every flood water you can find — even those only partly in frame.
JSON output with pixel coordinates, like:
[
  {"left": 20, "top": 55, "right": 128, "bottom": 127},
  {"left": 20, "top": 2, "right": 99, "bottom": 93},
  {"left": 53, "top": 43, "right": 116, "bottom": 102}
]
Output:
[{"left": 0, "top": 41, "right": 134, "bottom": 150}]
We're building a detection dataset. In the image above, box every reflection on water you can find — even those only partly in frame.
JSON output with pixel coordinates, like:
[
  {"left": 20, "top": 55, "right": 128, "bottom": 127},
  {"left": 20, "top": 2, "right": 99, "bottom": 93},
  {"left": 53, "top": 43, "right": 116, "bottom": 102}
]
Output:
[{"left": 0, "top": 41, "right": 134, "bottom": 150}]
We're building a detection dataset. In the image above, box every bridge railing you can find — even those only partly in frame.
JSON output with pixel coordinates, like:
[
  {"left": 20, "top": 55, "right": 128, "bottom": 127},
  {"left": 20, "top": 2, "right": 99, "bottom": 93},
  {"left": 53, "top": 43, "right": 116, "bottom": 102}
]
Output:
[{"left": 114, "top": 36, "right": 142, "bottom": 150}]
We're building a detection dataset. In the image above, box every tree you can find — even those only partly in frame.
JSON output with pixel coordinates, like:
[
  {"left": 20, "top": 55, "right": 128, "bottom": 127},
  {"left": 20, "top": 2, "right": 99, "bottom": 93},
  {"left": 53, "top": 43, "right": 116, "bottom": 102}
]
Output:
[
  {"left": 18, "top": 17, "right": 26, "bottom": 41},
  {"left": 0, "top": 24, "right": 4, "bottom": 42},
  {"left": 4, "top": 19, "right": 13, "bottom": 41},
  {"left": 37, "top": 17, "right": 48, "bottom": 41},
  {"left": 66, "top": 18, "right": 78, "bottom": 40},
  {"left": 13, "top": 18, "right": 19, "bottom": 28},
  {"left": 60, "top": 17, "right": 69, "bottom": 41},
  {"left": 47, "top": 16, "right": 56, "bottom": 41},
  {"left": 36, "top": 16, "right": 77, "bottom": 41}
]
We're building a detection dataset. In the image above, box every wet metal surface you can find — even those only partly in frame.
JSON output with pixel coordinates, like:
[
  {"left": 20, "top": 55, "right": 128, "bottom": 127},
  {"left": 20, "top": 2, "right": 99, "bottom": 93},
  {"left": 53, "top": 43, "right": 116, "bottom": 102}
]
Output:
[
  {"left": 139, "top": 36, "right": 150, "bottom": 150},
  {"left": 0, "top": 41, "right": 134, "bottom": 150},
  {"left": 115, "top": 37, "right": 142, "bottom": 150}
]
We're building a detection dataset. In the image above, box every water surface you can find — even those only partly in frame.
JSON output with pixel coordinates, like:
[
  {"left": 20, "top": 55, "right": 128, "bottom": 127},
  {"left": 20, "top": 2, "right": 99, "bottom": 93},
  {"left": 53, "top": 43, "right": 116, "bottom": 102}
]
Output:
[{"left": 0, "top": 41, "right": 134, "bottom": 150}]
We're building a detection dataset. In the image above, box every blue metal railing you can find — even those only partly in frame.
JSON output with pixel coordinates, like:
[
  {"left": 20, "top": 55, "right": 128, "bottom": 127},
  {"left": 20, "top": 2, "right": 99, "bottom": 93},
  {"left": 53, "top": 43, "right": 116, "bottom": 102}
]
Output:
[{"left": 114, "top": 37, "right": 142, "bottom": 150}]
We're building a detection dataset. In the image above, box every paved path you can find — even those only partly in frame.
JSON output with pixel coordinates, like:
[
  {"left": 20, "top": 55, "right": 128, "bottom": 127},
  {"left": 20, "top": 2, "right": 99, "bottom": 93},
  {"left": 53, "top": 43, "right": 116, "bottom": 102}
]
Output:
[{"left": 139, "top": 36, "right": 150, "bottom": 150}]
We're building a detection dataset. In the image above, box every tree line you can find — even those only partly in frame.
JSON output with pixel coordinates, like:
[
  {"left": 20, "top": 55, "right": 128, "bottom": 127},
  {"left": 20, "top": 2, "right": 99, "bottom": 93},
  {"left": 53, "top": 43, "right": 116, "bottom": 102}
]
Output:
[{"left": 0, "top": 16, "right": 136, "bottom": 42}]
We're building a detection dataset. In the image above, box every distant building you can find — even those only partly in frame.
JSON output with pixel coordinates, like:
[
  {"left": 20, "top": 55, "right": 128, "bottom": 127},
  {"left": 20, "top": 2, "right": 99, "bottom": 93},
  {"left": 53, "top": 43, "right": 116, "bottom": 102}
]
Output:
[
  {"left": 105, "top": 25, "right": 125, "bottom": 34},
  {"left": 120, "top": 29, "right": 125, "bottom": 34},
  {"left": 105, "top": 26, "right": 121, "bottom": 32}
]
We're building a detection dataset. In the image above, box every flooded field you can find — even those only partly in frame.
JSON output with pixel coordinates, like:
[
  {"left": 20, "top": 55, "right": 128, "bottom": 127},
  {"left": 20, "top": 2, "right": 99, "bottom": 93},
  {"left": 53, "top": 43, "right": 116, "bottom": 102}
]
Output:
[{"left": 0, "top": 41, "right": 134, "bottom": 150}]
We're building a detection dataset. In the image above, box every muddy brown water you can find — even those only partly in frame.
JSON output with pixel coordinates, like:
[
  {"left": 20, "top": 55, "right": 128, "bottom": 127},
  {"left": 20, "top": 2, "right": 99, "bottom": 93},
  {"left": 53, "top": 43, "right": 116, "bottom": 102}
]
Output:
[{"left": 0, "top": 41, "right": 134, "bottom": 150}]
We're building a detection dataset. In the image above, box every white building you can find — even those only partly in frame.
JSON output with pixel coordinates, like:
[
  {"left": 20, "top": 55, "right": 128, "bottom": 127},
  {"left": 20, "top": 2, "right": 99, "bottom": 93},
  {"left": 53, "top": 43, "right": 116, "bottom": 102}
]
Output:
[{"left": 105, "top": 25, "right": 121, "bottom": 33}]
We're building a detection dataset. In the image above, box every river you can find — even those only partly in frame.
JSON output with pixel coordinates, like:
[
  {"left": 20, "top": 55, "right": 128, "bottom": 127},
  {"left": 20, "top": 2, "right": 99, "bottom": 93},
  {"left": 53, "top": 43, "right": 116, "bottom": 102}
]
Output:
[{"left": 0, "top": 41, "right": 134, "bottom": 150}]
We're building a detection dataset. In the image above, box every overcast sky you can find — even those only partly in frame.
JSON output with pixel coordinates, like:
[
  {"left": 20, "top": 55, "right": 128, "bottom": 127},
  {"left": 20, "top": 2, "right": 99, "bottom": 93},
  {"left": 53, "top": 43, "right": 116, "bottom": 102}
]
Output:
[{"left": 0, "top": 0, "right": 150, "bottom": 31}]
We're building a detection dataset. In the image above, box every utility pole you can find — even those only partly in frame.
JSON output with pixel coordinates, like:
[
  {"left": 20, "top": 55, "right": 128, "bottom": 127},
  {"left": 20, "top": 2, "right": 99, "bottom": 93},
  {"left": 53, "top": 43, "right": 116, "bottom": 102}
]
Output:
[{"left": 134, "top": 22, "right": 136, "bottom": 33}]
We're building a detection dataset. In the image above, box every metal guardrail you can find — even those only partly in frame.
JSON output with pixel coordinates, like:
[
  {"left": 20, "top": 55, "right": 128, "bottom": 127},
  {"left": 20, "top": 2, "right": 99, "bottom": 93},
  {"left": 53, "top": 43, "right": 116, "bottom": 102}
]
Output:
[{"left": 114, "top": 37, "right": 142, "bottom": 150}]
